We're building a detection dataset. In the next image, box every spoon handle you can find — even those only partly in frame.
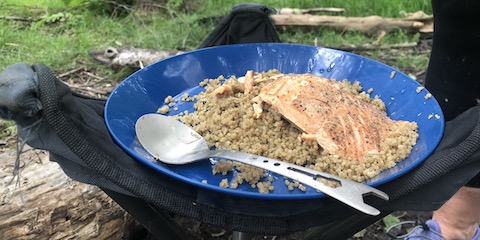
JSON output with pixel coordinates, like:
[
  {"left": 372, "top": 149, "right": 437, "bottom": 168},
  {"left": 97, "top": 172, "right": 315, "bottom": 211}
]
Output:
[{"left": 210, "top": 149, "right": 388, "bottom": 216}]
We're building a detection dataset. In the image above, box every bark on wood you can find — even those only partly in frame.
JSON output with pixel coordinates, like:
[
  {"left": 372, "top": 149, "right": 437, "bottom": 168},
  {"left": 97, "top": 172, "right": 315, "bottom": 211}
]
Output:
[
  {"left": 88, "top": 47, "right": 184, "bottom": 69},
  {"left": 270, "top": 14, "right": 433, "bottom": 33},
  {"left": 333, "top": 42, "right": 418, "bottom": 52},
  {"left": 0, "top": 148, "right": 135, "bottom": 240},
  {"left": 0, "top": 16, "right": 39, "bottom": 22},
  {"left": 276, "top": 7, "right": 345, "bottom": 15}
]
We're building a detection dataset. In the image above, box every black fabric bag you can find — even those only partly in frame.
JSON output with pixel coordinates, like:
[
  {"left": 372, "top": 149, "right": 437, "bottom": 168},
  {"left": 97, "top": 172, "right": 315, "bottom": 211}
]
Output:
[
  {"left": 1, "top": 3, "right": 479, "bottom": 238},
  {"left": 198, "top": 4, "right": 280, "bottom": 48}
]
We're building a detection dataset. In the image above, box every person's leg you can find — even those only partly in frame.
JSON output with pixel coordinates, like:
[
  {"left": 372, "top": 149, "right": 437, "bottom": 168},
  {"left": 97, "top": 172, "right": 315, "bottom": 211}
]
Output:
[
  {"left": 424, "top": 0, "right": 480, "bottom": 121},
  {"left": 421, "top": 0, "right": 480, "bottom": 239},
  {"left": 431, "top": 186, "right": 480, "bottom": 239}
]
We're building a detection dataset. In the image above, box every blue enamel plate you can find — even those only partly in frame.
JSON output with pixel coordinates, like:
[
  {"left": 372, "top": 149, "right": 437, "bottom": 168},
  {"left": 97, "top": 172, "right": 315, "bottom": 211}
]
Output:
[{"left": 105, "top": 43, "right": 444, "bottom": 200}]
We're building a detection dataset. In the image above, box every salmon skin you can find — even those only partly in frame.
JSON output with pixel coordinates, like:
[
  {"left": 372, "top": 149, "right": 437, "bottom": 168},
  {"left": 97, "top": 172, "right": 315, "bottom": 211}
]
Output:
[{"left": 251, "top": 72, "right": 413, "bottom": 162}]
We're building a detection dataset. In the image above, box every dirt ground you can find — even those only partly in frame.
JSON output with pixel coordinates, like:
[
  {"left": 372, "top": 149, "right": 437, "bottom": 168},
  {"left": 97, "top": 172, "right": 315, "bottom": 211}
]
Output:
[
  {"left": 0, "top": 38, "right": 435, "bottom": 239},
  {"left": 170, "top": 211, "right": 433, "bottom": 240}
]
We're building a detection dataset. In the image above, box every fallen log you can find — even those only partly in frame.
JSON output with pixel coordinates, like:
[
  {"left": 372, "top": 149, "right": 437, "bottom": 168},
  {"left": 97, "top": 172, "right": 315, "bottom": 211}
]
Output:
[
  {"left": 276, "top": 7, "right": 345, "bottom": 15},
  {"left": 0, "top": 148, "right": 137, "bottom": 240},
  {"left": 89, "top": 41, "right": 422, "bottom": 69},
  {"left": 270, "top": 14, "right": 433, "bottom": 33},
  {"left": 88, "top": 46, "right": 184, "bottom": 69},
  {"left": 333, "top": 42, "right": 418, "bottom": 52},
  {"left": 0, "top": 16, "right": 39, "bottom": 22}
]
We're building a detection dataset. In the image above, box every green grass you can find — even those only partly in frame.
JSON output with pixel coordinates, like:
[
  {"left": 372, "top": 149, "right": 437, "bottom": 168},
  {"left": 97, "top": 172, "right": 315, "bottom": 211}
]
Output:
[
  {"left": 0, "top": 0, "right": 432, "bottom": 79},
  {"left": 3, "top": 0, "right": 68, "bottom": 6},
  {"left": 0, "top": 119, "right": 16, "bottom": 138}
]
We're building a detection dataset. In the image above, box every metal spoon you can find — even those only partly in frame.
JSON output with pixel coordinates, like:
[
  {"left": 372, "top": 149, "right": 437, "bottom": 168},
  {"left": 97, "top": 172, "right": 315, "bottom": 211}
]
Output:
[{"left": 135, "top": 113, "right": 389, "bottom": 215}]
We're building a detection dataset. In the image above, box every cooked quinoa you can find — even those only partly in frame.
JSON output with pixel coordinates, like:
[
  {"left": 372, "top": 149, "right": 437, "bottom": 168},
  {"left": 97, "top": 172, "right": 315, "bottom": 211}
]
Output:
[
  {"left": 390, "top": 71, "right": 396, "bottom": 79},
  {"left": 166, "top": 70, "right": 419, "bottom": 193},
  {"left": 157, "top": 105, "right": 170, "bottom": 114},
  {"left": 416, "top": 86, "right": 425, "bottom": 93}
]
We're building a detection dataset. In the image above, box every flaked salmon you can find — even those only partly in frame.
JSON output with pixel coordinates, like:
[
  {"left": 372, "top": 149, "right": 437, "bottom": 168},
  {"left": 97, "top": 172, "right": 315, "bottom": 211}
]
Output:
[{"left": 251, "top": 72, "right": 413, "bottom": 162}]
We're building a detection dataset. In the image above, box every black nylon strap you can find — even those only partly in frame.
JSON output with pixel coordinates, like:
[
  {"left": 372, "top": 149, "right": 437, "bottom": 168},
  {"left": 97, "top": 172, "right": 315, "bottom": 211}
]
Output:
[
  {"left": 33, "top": 63, "right": 327, "bottom": 234},
  {"left": 34, "top": 64, "right": 192, "bottom": 213},
  {"left": 373, "top": 107, "right": 480, "bottom": 208}
]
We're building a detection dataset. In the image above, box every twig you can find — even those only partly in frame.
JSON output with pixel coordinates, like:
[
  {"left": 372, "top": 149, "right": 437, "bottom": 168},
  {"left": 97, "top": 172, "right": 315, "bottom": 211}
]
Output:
[
  {"left": 373, "top": 31, "right": 386, "bottom": 45},
  {"left": 132, "top": 12, "right": 160, "bottom": 42},
  {"left": 106, "top": 0, "right": 133, "bottom": 17},
  {"left": 141, "top": 3, "right": 192, "bottom": 49},
  {"left": 63, "top": 82, "right": 109, "bottom": 96},
  {"left": 57, "top": 67, "right": 85, "bottom": 78},
  {"left": 145, "top": 3, "right": 172, "bottom": 12},
  {"left": 331, "top": 42, "right": 418, "bottom": 52},
  {"left": 58, "top": 69, "right": 110, "bottom": 96},
  {"left": 83, "top": 72, "right": 104, "bottom": 81},
  {"left": 0, "top": 16, "right": 41, "bottom": 22},
  {"left": 415, "top": 69, "right": 426, "bottom": 77}
]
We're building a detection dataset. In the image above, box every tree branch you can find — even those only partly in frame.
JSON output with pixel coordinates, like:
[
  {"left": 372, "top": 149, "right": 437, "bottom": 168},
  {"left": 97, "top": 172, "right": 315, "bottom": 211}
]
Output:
[{"left": 270, "top": 14, "right": 433, "bottom": 33}]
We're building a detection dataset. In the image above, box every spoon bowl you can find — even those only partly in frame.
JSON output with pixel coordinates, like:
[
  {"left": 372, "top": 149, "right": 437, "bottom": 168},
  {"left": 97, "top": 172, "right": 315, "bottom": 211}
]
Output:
[
  {"left": 136, "top": 113, "right": 209, "bottom": 164},
  {"left": 135, "top": 113, "right": 389, "bottom": 216}
]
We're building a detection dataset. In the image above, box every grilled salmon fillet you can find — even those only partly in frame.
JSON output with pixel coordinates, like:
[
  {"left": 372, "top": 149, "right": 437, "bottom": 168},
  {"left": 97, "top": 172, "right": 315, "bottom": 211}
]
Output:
[{"left": 253, "top": 73, "right": 412, "bottom": 162}]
